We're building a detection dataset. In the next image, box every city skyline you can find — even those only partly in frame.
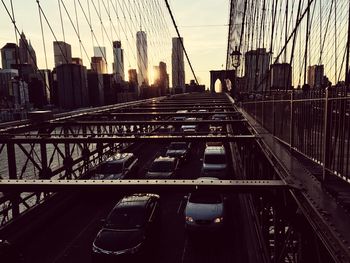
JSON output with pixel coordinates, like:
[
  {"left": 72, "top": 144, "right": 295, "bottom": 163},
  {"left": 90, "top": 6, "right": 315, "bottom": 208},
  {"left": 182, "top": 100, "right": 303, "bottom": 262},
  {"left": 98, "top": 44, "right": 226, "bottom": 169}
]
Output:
[{"left": 0, "top": 0, "right": 229, "bottom": 88}]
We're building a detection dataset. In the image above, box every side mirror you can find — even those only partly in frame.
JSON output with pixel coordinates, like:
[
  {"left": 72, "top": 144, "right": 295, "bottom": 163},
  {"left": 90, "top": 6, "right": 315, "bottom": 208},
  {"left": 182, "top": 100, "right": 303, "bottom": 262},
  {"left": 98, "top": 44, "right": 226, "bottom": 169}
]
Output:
[
  {"left": 200, "top": 158, "right": 203, "bottom": 162},
  {"left": 100, "top": 219, "right": 106, "bottom": 226},
  {"left": 183, "top": 195, "right": 188, "bottom": 200}
]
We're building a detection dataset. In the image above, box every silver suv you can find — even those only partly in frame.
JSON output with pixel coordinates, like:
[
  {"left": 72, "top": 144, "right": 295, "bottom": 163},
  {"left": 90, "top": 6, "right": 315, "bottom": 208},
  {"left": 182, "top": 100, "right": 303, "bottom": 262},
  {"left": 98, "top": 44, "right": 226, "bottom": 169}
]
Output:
[
  {"left": 93, "top": 153, "right": 139, "bottom": 180},
  {"left": 200, "top": 146, "right": 228, "bottom": 179}
]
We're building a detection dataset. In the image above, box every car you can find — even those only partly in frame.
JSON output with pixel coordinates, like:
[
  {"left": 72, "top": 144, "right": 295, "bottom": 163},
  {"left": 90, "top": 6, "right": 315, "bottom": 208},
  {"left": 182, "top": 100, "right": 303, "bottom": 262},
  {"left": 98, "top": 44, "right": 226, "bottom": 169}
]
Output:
[
  {"left": 176, "top": 110, "right": 188, "bottom": 114},
  {"left": 92, "top": 193, "right": 161, "bottom": 261},
  {"left": 209, "top": 125, "right": 223, "bottom": 134},
  {"left": 157, "top": 125, "right": 175, "bottom": 134},
  {"left": 165, "top": 142, "right": 191, "bottom": 162},
  {"left": 184, "top": 178, "right": 226, "bottom": 233},
  {"left": 181, "top": 124, "right": 197, "bottom": 133},
  {"left": 146, "top": 156, "right": 179, "bottom": 179},
  {"left": 200, "top": 146, "right": 228, "bottom": 179},
  {"left": 92, "top": 153, "right": 139, "bottom": 180},
  {"left": 211, "top": 114, "right": 227, "bottom": 120},
  {"left": 173, "top": 116, "right": 186, "bottom": 121}
]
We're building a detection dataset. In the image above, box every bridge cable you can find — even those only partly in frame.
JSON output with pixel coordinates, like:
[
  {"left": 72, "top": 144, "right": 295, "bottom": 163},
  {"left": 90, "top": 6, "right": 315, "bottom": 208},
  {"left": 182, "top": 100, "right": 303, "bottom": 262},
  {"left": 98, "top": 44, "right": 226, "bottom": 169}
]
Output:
[{"left": 164, "top": 0, "right": 199, "bottom": 85}]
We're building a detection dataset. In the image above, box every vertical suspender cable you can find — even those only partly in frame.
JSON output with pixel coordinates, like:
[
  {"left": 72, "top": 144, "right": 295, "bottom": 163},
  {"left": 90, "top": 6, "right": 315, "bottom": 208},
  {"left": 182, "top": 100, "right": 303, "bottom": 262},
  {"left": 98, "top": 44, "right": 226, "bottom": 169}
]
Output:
[
  {"left": 345, "top": 1, "right": 350, "bottom": 85},
  {"left": 73, "top": 0, "right": 83, "bottom": 61}
]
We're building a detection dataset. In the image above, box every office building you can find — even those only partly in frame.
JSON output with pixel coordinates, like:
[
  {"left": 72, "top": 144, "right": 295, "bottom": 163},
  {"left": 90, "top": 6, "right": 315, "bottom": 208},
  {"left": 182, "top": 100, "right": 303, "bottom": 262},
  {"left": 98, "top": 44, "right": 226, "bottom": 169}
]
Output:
[
  {"left": 112, "top": 41, "right": 124, "bottom": 82},
  {"left": 244, "top": 48, "right": 271, "bottom": 92},
  {"left": 10, "top": 77, "right": 29, "bottom": 108},
  {"left": 307, "top": 65, "right": 324, "bottom": 89},
  {"left": 1, "top": 43, "right": 19, "bottom": 69},
  {"left": 94, "top": 46, "right": 106, "bottom": 59},
  {"left": 128, "top": 69, "right": 138, "bottom": 93},
  {"left": 0, "top": 69, "right": 18, "bottom": 100},
  {"left": 72, "top": 57, "right": 83, "bottom": 65},
  {"left": 159, "top": 61, "right": 169, "bottom": 95},
  {"left": 19, "top": 32, "right": 37, "bottom": 67},
  {"left": 136, "top": 31, "right": 148, "bottom": 86},
  {"left": 270, "top": 63, "right": 292, "bottom": 90},
  {"left": 91, "top": 56, "right": 107, "bottom": 74},
  {"left": 55, "top": 63, "right": 88, "bottom": 109},
  {"left": 87, "top": 70, "right": 104, "bottom": 107},
  {"left": 172, "top": 37, "right": 185, "bottom": 92},
  {"left": 53, "top": 41, "right": 72, "bottom": 67}
]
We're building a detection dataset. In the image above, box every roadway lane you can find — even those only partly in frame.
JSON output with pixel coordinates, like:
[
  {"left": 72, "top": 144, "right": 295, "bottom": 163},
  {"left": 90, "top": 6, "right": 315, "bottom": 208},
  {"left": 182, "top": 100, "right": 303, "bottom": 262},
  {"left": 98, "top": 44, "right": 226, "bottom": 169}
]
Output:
[{"left": 14, "top": 141, "right": 247, "bottom": 263}]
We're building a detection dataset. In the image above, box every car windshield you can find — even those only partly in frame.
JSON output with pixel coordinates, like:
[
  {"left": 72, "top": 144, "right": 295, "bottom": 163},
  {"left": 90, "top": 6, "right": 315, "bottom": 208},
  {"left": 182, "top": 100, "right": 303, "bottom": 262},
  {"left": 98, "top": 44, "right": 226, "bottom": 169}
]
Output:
[
  {"left": 204, "top": 154, "right": 226, "bottom": 164},
  {"left": 149, "top": 160, "right": 174, "bottom": 172},
  {"left": 105, "top": 206, "right": 145, "bottom": 229},
  {"left": 189, "top": 192, "right": 222, "bottom": 204},
  {"left": 169, "top": 143, "right": 187, "bottom": 150},
  {"left": 99, "top": 162, "right": 123, "bottom": 174}
]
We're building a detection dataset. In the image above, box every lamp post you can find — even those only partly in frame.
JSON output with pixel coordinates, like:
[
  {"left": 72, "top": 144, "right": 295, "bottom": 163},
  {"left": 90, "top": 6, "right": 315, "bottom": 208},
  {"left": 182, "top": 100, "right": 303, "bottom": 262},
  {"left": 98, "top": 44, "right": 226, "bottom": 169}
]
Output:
[{"left": 230, "top": 46, "right": 242, "bottom": 96}]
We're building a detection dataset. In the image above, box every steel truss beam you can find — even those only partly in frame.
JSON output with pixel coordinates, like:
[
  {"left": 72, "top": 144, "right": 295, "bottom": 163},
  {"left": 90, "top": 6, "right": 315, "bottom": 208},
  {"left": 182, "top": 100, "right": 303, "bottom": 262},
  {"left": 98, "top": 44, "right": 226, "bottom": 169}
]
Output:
[
  {"left": 86, "top": 111, "right": 240, "bottom": 118},
  {"left": 50, "top": 119, "right": 246, "bottom": 126},
  {"left": 0, "top": 179, "right": 289, "bottom": 192},
  {"left": 0, "top": 135, "right": 257, "bottom": 144}
]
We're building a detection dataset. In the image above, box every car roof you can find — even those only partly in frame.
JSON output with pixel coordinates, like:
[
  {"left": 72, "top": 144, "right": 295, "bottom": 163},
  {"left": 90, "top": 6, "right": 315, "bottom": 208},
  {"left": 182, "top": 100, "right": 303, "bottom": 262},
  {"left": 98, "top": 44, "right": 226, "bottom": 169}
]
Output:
[
  {"left": 118, "top": 193, "right": 160, "bottom": 209},
  {"left": 154, "top": 156, "right": 176, "bottom": 162},
  {"left": 204, "top": 146, "right": 226, "bottom": 155},
  {"left": 106, "top": 152, "right": 134, "bottom": 163}
]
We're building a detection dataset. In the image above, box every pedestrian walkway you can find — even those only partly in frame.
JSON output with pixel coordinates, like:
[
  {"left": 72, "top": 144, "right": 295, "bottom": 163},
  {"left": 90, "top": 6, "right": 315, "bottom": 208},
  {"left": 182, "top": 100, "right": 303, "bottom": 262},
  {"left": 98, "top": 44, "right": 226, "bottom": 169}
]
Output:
[{"left": 241, "top": 107, "right": 350, "bottom": 260}]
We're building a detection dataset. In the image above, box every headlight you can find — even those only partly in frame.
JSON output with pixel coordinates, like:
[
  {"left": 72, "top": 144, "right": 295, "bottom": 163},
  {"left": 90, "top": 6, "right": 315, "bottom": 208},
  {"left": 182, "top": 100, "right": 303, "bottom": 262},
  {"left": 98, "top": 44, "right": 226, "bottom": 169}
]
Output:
[
  {"left": 213, "top": 217, "right": 223, "bottom": 223},
  {"left": 186, "top": 216, "right": 194, "bottom": 222}
]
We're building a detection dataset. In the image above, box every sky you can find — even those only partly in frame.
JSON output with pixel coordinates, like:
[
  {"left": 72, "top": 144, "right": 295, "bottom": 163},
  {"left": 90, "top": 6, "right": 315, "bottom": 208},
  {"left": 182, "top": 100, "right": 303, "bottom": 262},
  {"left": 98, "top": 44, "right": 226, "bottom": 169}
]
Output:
[{"left": 0, "top": 0, "right": 230, "bottom": 88}]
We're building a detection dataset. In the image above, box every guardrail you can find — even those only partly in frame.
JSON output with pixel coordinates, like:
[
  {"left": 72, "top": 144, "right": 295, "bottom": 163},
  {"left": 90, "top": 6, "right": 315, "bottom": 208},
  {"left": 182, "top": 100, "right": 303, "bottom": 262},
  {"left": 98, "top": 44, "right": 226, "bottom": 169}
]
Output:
[{"left": 240, "top": 87, "right": 350, "bottom": 183}]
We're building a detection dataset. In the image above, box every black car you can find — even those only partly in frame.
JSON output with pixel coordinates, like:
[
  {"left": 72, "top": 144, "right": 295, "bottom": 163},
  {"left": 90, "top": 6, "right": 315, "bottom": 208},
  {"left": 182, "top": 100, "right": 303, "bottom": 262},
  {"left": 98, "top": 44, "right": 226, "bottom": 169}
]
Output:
[
  {"left": 92, "top": 193, "right": 161, "bottom": 262},
  {"left": 165, "top": 142, "right": 191, "bottom": 163}
]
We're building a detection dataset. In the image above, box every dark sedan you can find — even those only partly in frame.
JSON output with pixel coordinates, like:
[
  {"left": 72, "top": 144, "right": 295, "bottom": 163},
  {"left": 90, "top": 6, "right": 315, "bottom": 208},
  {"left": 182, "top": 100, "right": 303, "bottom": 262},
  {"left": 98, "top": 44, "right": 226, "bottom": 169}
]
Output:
[{"left": 92, "top": 193, "right": 161, "bottom": 262}]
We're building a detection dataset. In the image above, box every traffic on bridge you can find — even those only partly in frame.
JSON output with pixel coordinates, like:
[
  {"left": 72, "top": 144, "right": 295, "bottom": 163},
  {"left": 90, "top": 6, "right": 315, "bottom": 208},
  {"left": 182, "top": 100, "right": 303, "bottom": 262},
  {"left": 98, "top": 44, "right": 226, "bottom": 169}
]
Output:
[{"left": 1, "top": 1, "right": 350, "bottom": 263}]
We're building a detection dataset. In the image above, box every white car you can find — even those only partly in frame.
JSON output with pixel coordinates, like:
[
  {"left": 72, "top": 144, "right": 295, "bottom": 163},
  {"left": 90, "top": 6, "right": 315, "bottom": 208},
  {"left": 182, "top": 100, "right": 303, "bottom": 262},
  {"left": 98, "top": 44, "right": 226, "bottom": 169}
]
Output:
[{"left": 184, "top": 178, "right": 226, "bottom": 233}]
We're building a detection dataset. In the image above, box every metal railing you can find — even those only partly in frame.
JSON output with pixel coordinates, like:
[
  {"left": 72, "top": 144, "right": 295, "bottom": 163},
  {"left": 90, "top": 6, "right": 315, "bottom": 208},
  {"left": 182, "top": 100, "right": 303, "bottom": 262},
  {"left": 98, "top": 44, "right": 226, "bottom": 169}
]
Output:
[{"left": 241, "top": 87, "right": 350, "bottom": 183}]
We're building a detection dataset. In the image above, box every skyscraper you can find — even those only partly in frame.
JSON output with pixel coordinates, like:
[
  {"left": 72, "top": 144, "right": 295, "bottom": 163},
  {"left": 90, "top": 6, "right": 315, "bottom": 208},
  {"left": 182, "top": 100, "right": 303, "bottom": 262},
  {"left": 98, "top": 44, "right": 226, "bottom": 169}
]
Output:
[
  {"left": 307, "top": 65, "right": 324, "bottom": 89},
  {"left": 113, "top": 41, "right": 124, "bottom": 82},
  {"left": 136, "top": 31, "right": 148, "bottom": 86},
  {"left": 92, "top": 46, "right": 107, "bottom": 74},
  {"left": 53, "top": 41, "right": 72, "bottom": 67},
  {"left": 91, "top": 57, "right": 107, "bottom": 74},
  {"left": 19, "top": 32, "right": 37, "bottom": 67},
  {"left": 93, "top": 46, "right": 106, "bottom": 59},
  {"left": 244, "top": 48, "right": 271, "bottom": 92},
  {"left": 271, "top": 63, "right": 292, "bottom": 90},
  {"left": 1, "top": 43, "right": 19, "bottom": 69},
  {"left": 172, "top": 37, "right": 185, "bottom": 92},
  {"left": 55, "top": 63, "right": 88, "bottom": 109}
]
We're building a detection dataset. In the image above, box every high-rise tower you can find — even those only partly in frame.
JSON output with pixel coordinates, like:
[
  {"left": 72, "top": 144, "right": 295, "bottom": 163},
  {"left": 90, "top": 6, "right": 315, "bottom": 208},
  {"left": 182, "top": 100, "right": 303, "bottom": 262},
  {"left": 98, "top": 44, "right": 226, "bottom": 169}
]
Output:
[
  {"left": 172, "top": 37, "right": 185, "bottom": 92},
  {"left": 113, "top": 41, "right": 124, "bottom": 82},
  {"left": 136, "top": 31, "right": 148, "bottom": 86}
]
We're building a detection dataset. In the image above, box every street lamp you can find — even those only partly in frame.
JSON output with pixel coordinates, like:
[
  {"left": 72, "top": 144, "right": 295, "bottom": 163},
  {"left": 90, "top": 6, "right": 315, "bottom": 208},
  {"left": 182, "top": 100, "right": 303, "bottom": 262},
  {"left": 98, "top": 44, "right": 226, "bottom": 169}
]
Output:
[
  {"left": 230, "top": 46, "right": 242, "bottom": 69},
  {"left": 230, "top": 46, "right": 242, "bottom": 96}
]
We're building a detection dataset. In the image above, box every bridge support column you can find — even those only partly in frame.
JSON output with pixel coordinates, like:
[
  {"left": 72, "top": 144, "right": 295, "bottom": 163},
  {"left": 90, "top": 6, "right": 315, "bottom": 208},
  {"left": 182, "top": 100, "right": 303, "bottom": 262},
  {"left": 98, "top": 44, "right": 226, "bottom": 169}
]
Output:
[{"left": 7, "top": 142, "right": 20, "bottom": 217}]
